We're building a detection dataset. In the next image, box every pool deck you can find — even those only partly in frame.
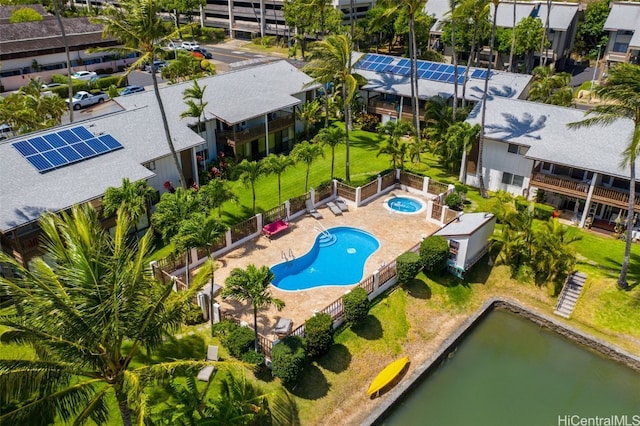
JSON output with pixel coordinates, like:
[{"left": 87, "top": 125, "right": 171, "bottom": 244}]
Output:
[{"left": 212, "top": 190, "right": 441, "bottom": 340}]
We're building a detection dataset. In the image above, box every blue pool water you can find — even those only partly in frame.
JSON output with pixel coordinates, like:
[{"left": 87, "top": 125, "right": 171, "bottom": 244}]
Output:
[
  {"left": 271, "top": 227, "right": 379, "bottom": 291},
  {"left": 386, "top": 196, "right": 425, "bottom": 213}
]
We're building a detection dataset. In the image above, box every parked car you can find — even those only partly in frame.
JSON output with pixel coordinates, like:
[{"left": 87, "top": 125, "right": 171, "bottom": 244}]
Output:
[
  {"left": 144, "top": 60, "right": 166, "bottom": 72},
  {"left": 0, "top": 124, "right": 14, "bottom": 140},
  {"left": 65, "top": 91, "right": 109, "bottom": 110},
  {"left": 166, "top": 40, "right": 184, "bottom": 50},
  {"left": 41, "top": 83, "right": 63, "bottom": 90},
  {"left": 121, "top": 85, "right": 145, "bottom": 96},
  {"left": 71, "top": 71, "right": 97, "bottom": 81},
  {"left": 181, "top": 41, "right": 200, "bottom": 51},
  {"left": 191, "top": 48, "right": 212, "bottom": 59}
]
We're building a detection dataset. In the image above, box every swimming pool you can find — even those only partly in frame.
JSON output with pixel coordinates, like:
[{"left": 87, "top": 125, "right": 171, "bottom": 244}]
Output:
[
  {"left": 384, "top": 196, "right": 426, "bottom": 214},
  {"left": 271, "top": 227, "right": 379, "bottom": 291}
]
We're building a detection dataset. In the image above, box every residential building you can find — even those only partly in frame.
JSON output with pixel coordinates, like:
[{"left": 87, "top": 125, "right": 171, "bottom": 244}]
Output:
[
  {"left": 353, "top": 52, "right": 533, "bottom": 125},
  {"left": 464, "top": 96, "right": 637, "bottom": 232},
  {"left": 434, "top": 212, "right": 496, "bottom": 278},
  {"left": 0, "top": 60, "right": 317, "bottom": 266},
  {"left": 602, "top": 2, "right": 640, "bottom": 67},
  {"left": 0, "top": 5, "right": 130, "bottom": 92}
]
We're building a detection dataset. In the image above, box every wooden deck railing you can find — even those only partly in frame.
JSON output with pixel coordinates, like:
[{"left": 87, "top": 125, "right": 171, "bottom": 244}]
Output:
[
  {"left": 399, "top": 170, "right": 423, "bottom": 190},
  {"left": 428, "top": 180, "right": 448, "bottom": 195},
  {"left": 381, "top": 171, "right": 396, "bottom": 190},
  {"left": 360, "top": 179, "right": 378, "bottom": 201},
  {"left": 315, "top": 183, "right": 333, "bottom": 202},
  {"left": 336, "top": 181, "right": 357, "bottom": 201},
  {"left": 230, "top": 216, "right": 257, "bottom": 243}
]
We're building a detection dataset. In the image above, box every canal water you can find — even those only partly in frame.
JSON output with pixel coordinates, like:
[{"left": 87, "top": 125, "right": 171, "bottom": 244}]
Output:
[{"left": 381, "top": 310, "right": 640, "bottom": 426}]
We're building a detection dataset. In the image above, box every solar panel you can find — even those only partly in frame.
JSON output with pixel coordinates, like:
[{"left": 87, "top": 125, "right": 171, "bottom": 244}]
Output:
[
  {"left": 398, "top": 58, "right": 410, "bottom": 67},
  {"left": 12, "top": 126, "right": 124, "bottom": 173}
]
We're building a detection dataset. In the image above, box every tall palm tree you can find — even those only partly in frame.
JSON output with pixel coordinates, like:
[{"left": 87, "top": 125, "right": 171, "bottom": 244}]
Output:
[
  {"left": 52, "top": 0, "right": 75, "bottom": 123},
  {"left": 568, "top": 63, "right": 640, "bottom": 289},
  {"left": 92, "top": 0, "right": 188, "bottom": 189},
  {"left": 380, "top": 0, "right": 427, "bottom": 137},
  {"left": 508, "top": 0, "right": 516, "bottom": 71},
  {"left": 173, "top": 212, "right": 228, "bottom": 326},
  {"left": 236, "top": 159, "right": 265, "bottom": 214},
  {"left": 291, "top": 141, "right": 324, "bottom": 192},
  {"left": 528, "top": 66, "right": 573, "bottom": 106},
  {"left": 102, "top": 178, "right": 156, "bottom": 225},
  {"left": 450, "top": 0, "right": 459, "bottom": 121},
  {"left": 0, "top": 205, "right": 213, "bottom": 426},
  {"left": 181, "top": 79, "right": 208, "bottom": 134},
  {"left": 263, "top": 154, "right": 294, "bottom": 206},
  {"left": 376, "top": 120, "right": 414, "bottom": 168},
  {"left": 477, "top": 0, "right": 501, "bottom": 198},
  {"left": 151, "top": 187, "right": 202, "bottom": 243},
  {"left": 222, "top": 264, "right": 285, "bottom": 351},
  {"left": 304, "top": 34, "right": 362, "bottom": 181},
  {"left": 313, "top": 126, "right": 345, "bottom": 179}
]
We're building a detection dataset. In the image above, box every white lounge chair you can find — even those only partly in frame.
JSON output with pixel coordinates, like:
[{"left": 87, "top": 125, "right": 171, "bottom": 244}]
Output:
[
  {"left": 326, "top": 202, "right": 342, "bottom": 216},
  {"left": 197, "top": 345, "right": 219, "bottom": 382},
  {"left": 274, "top": 317, "right": 293, "bottom": 336},
  {"left": 335, "top": 199, "right": 349, "bottom": 212},
  {"left": 306, "top": 200, "right": 323, "bottom": 219}
]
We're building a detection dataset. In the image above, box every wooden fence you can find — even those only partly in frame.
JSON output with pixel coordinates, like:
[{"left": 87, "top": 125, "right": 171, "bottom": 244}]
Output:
[
  {"left": 263, "top": 205, "right": 286, "bottom": 224},
  {"left": 231, "top": 216, "right": 257, "bottom": 243},
  {"left": 428, "top": 180, "right": 448, "bottom": 195},
  {"left": 360, "top": 179, "right": 378, "bottom": 201},
  {"left": 315, "top": 184, "right": 333, "bottom": 202},
  {"left": 336, "top": 181, "right": 357, "bottom": 201},
  {"left": 289, "top": 193, "right": 309, "bottom": 216},
  {"left": 381, "top": 172, "right": 396, "bottom": 190},
  {"left": 399, "top": 170, "right": 424, "bottom": 190}
]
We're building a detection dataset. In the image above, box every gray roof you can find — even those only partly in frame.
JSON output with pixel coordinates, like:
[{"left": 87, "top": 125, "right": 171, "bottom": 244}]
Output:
[
  {"left": 424, "top": 0, "right": 450, "bottom": 34},
  {"left": 356, "top": 52, "right": 532, "bottom": 102},
  {"left": 535, "top": 2, "right": 579, "bottom": 31},
  {"left": 603, "top": 2, "right": 640, "bottom": 32},
  {"left": 0, "top": 107, "right": 205, "bottom": 233},
  {"left": 434, "top": 212, "right": 496, "bottom": 237},
  {"left": 116, "top": 60, "right": 318, "bottom": 125},
  {"left": 465, "top": 97, "right": 638, "bottom": 179},
  {"left": 0, "top": 4, "right": 47, "bottom": 20},
  {"left": 492, "top": 2, "right": 537, "bottom": 28}
]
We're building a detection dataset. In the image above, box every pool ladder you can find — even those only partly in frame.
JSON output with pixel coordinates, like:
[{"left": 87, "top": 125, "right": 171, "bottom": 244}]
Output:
[{"left": 281, "top": 248, "right": 295, "bottom": 261}]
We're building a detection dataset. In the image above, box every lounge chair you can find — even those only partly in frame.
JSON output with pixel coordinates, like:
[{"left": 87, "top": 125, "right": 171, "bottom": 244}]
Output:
[
  {"left": 274, "top": 317, "right": 293, "bottom": 336},
  {"left": 305, "top": 200, "right": 323, "bottom": 220},
  {"left": 197, "top": 345, "right": 219, "bottom": 382},
  {"left": 326, "top": 202, "right": 342, "bottom": 216},
  {"left": 335, "top": 199, "right": 349, "bottom": 212}
]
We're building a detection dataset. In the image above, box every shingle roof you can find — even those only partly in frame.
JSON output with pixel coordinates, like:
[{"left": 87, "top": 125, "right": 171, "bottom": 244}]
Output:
[
  {"left": 116, "top": 60, "right": 319, "bottom": 124},
  {"left": 465, "top": 97, "right": 638, "bottom": 179},
  {"left": 0, "top": 107, "right": 204, "bottom": 233},
  {"left": 434, "top": 212, "right": 495, "bottom": 237}
]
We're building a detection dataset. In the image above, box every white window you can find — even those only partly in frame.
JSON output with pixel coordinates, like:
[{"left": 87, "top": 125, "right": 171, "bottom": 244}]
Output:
[
  {"left": 502, "top": 172, "right": 524, "bottom": 186},
  {"left": 508, "top": 144, "right": 528, "bottom": 155}
]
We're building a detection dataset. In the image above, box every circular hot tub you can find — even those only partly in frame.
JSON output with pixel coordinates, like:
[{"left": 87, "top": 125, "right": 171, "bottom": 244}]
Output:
[{"left": 384, "top": 196, "right": 426, "bottom": 214}]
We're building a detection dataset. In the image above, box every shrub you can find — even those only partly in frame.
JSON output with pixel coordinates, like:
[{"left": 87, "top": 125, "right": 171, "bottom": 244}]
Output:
[
  {"left": 396, "top": 251, "right": 423, "bottom": 284},
  {"left": 200, "top": 27, "right": 226, "bottom": 42},
  {"left": 212, "top": 319, "right": 238, "bottom": 340},
  {"left": 444, "top": 192, "right": 463, "bottom": 211},
  {"left": 534, "top": 203, "right": 555, "bottom": 221},
  {"left": 92, "top": 76, "right": 124, "bottom": 90},
  {"left": 514, "top": 197, "right": 528, "bottom": 212},
  {"left": 271, "top": 335, "right": 306, "bottom": 386},
  {"left": 242, "top": 350, "right": 265, "bottom": 366},
  {"left": 184, "top": 303, "right": 205, "bottom": 325},
  {"left": 354, "top": 112, "right": 380, "bottom": 132},
  {"left": 419, "top": 236, "right": 449, "bottom": 273},
  {"left": 342, "top": 287, "right": 370, "bottom": 327},
  {"left": 225, "top": 326, "right": 255, "bottom": 359},
  {"left": 304, "top": 313, "right": 334, "bottom": 359}
]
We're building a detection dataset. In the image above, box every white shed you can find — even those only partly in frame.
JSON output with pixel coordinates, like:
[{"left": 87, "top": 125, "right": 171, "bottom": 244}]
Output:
[{"left": 434, "top": 212, "right": 496, "bottom": 278}]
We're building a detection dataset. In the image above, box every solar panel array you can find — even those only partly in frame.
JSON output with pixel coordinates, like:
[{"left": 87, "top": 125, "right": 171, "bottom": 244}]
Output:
[
  {"left": 355, "top": 53, "right": 491, "bottom": 84},
  {"left": 12, "top": 126, "right": 124, "bottom": 173}
]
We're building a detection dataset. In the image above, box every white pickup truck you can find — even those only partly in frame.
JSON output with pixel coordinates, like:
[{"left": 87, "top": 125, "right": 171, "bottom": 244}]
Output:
[{"left": 66, "top": 91, "right": 109, "bottom": 110}]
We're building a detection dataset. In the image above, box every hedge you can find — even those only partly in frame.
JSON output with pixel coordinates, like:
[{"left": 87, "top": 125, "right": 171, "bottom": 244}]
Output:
[
  {"left": 271, "top": 335, "right": 306, "bottom": 386},
  {"left": 419, "top": 235, "right": 449, "bottom": 273},
  {"left": 342, "top": 287, "right": 370, "bottom": 327},
  {"left": 396, "top": 251, "right": 423, "bottom": 284},
  {"left": 224, "top": 326, "right": 255, "bottom": 359},
  {"left": 304, "top": 312, "right": 334, "bottom": 359}
]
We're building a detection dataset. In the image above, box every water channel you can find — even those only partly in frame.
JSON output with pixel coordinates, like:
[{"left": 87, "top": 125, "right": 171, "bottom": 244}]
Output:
[{"left": 380, "top": 310, "right": 640, "bottom": 425}]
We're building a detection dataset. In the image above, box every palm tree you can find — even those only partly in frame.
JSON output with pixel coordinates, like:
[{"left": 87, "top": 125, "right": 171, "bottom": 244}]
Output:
[
  {"left": 477, "top": 0, "right": 501, "bottom": 198},
  {"left": 0, "top": 205, "right": 213, "bottom": 426},
  {"left": 296, "top": 99, "right": 322, "bottom": 138},
  {"left": 51, "top": 0, "right": 74, "bottom": 123},
  {"left": 304, "top": 34, "right": 362, "bottom": 181},
  {"left": 181, "top": 79, "right": 208, "bottom": 134},
  {"left": 291, "top": 141, "right": 325, "bottom": 192},
  {"left": 380, "top": 0, "right": 427, "bottom": 137},
  {"left": 151, "top": 187, "right": 202, "bottom": 243},
  {"left": 236, "top": 159, "right": 266, "bottom": 214},
  {"left": 222, "top": 264, "right": 285, "bottom": 351},
  {"left": 528, "top": 66, "right": 574, "bottom": 106},
  {"left": 508, "top": 0, "right": 516, "bottom": 71},
  {"left": 102, "top": 178, "right": 156, "bottom": 225},
  {"left": 313, "top": 126, "right": 345, "bottom": 179},
  {"left": 173, "top": 212, "right": 228, "bottom": 326},
  {"left": 198, "top": 178, "right": 238, "bottom": 217},
  {"left": 92, "top": 0, "right": 188, "bottom": 189},
  {"left": 376, "top": 120, "right": 413, "bottom": 168},
  {"left": 263, "top": 154, "right": 294, "bottom": 206},
  {"left": 567, "top": 63, "right": 640, "bottom": 289}
]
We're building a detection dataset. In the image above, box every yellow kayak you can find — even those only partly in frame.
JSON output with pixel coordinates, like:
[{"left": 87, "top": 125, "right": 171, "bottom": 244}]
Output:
[{"left": 366, "top": 356, "right": 410, "bottom": 397}]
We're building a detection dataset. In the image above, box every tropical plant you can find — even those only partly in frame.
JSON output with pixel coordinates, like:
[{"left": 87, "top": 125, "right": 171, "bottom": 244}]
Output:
[
  {"left": 513, "top": 16, "right": 546, "bottom": 73},
  {"left": 396, "top": 251, "right": 423, "bottom": 283},
  {"left": 313, "top": 126, "right": 345, "bottom": 179},
  {"left": 342, "top": 287, "right": 370, "bottom": 326},
  {"left": 376, "top": 120, "right": 414, "bottom": 168},
  {"left": 222, "top": 264, "right": 285, "bottom": 351},
  {"left": 92, "top": 0, "right": 188, "bottom": 188},
  {"left": 271, "top": 335, "right": 306, "bottom": 387},
  {"left": 291, "top": 141, "right": 325, "bottom": 192},
  {"left": 304, "top": 312, "right": 334, "bottom": 359},
  {"left": 102, "top": 178, "right": 156, "bottom": 224},
  {"left": 263, "top": 154, "right": 295, "bottom": 206},
  {"left": 567, "top": 63, "right": 640, "bottom": 289},
  {"left": 151, "top": 187, "right": 202, "bottom": 243},
  {"left": 198, "top": 178, "right": 238, "bottom": 217},
  {"left": 235, "top": 159, "right": 266, "bottom": 214},
  {"left": 432, "top": 121, "right": 480, "bottom": 175},
  {"left": 297, "top": 99, "right": 323, "bottom": 138},
  {"left": 0, "top": 205, "right": 213, "bottom": 426},
  {"left": 528, "top": 66, "right": 574, "bottom": 107},
  {"left": 151, "top": 373, "right": 213, "bottom": 425},
  {"left": 304, "top": 34, "right": 362, "bottom": 181},
  {"left": 180, "top": 79, "right": 208, "bottom": 133}
]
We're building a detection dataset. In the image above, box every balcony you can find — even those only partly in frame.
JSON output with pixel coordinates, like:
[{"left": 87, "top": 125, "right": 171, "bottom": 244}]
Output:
[
  {"left": 216, "top": 115, "right": 294, "bottom": 148},
  {"left": 366, "top": 99, "right": 425, "bottom": 122},
  {"left": 605, "top": 51, "right": 630, "bottom": 63},
  {"left": 531, "top": 173, "right": 640, "bottom": 209}
]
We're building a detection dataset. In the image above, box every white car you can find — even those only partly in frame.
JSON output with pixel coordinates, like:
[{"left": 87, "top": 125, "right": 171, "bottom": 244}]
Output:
[
  {"left": 167, "top": 41, "right": 185, "bottom": 50},
  {"left": 181, "top": 41, "right": 200, "bottom": 51},
  {"left": 71, "top": 71, "right": 97, "bottom": 81}
]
